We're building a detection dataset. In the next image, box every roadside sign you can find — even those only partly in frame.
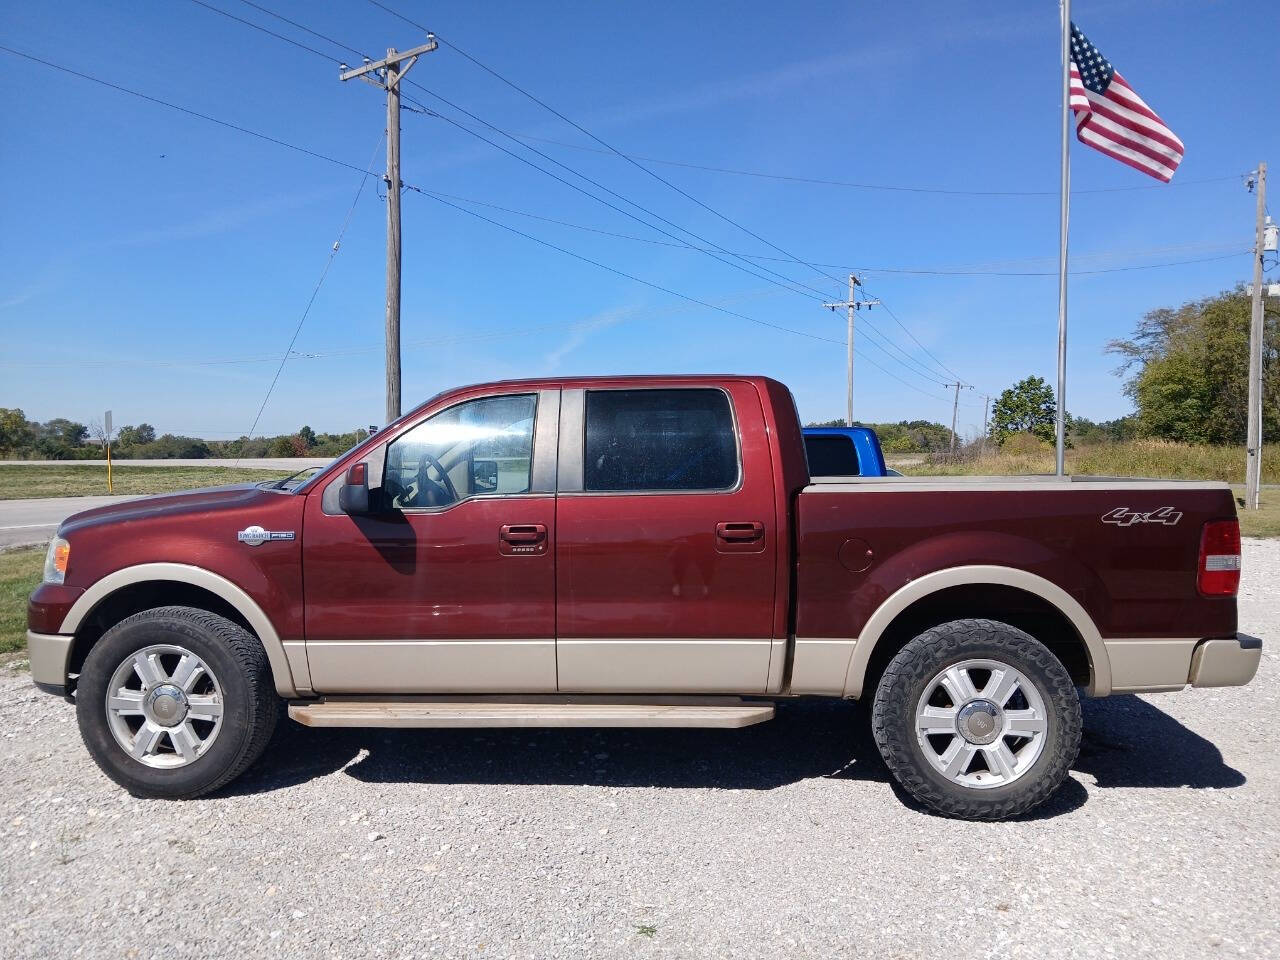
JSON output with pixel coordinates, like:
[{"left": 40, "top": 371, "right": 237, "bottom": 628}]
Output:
[{"left": 104, "top": 410, "right": 112, "bottom": 440}]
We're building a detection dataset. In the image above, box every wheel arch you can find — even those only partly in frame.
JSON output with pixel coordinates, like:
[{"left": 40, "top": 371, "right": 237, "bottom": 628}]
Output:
[
  {"left": 842, "top": 565, "right": 1111, "bottom": 699},
  {"left": 60, "top": 563, "right": 304, "bottom": 698}
]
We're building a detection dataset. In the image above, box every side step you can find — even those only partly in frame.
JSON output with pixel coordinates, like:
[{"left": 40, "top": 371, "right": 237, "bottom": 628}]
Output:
[{"left": 288, "top": 695, "right": 775, "bottom": 729}]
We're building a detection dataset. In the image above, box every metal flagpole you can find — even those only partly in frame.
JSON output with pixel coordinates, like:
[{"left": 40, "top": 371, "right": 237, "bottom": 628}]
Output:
[{"left": 1055, "top": 0, "right": 1072, "bottom": 476}]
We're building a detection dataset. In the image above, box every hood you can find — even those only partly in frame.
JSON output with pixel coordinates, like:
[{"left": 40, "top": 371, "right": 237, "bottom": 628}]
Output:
[{"left": 59, "top": 483, "right": 286, "bottom": 535}]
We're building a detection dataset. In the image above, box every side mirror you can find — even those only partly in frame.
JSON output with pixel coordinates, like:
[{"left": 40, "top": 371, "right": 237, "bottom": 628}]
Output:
[{"left": 338, "top": 462, "right": 371, "bottom": 514}]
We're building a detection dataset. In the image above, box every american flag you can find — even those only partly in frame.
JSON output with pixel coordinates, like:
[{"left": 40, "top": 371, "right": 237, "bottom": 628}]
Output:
[{"left": 1068, "top": 23, "right": 1184, "bottom": 182}]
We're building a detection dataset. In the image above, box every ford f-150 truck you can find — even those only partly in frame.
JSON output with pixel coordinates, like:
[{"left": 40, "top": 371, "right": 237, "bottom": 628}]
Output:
[{"left": 27, "top": 376, "right": 1261, "bottom": 819}]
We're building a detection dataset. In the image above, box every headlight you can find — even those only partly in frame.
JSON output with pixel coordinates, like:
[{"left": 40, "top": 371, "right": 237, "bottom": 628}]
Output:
[{"left": 43, "top": 537, "right": 70, "bottom": 584}]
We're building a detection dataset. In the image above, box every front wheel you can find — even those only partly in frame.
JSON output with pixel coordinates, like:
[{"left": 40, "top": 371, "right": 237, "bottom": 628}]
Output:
[
  {"left": 76, "top": 606, "right": 278, "bottom": 799},
  {"left": 871, "top": 619, "right": 1081, "bottom": 821}
]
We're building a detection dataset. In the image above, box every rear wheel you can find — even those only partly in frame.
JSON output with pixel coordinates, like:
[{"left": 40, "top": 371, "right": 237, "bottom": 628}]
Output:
[
  {"left": 76, "top": 606, "right": 278, "bottom": 799},
  {"left": 871, "top": 619, "right": 1081, "bottom": 820}
]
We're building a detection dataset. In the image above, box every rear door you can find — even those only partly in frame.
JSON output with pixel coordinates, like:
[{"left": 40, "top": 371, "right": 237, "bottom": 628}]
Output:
[{"left": 554, "top": 383, "right": 777, "bottom": 693}]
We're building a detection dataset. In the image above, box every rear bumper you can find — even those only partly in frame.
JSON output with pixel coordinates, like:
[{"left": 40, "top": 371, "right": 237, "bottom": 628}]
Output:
[
  {"left": 27, "top": 630, "right": 73, "bottom": 696},
  {"left": 1189, "top": 633, "right": 1262, "bottom": 688}
]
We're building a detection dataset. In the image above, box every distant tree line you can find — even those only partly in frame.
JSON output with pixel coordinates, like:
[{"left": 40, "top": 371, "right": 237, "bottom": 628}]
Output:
[
  {"left": 805, "top": 418, "right": 955, "bottom": 453},
  {"left": 0, "top": 410, "right": 370, "bottom": 460}
]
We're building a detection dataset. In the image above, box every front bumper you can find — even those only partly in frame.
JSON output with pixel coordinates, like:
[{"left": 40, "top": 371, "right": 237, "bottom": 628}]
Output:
[
  {"left": 26, "top": 630, "right": 73, "bottom": 697},
  {"left": 1188, "top": 633, "right": 1262, "bottom": 688}
]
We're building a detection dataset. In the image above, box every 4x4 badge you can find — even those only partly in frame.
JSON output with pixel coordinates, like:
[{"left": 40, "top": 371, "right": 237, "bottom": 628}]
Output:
[
  {"left": 1101, "top": 506, "right": 1182, "bottom": 527},
  {"left": 237, "top": 525, "right": 296, "bottom": 546}
]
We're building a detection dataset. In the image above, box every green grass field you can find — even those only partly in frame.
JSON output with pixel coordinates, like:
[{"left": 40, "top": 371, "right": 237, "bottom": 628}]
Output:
[
  {"left": 1, "top": 546, "right": 42, "bottom": 656},
  {"left": 0, "top": 464, "right": 292, "bottom": 500},
  {"left": 896, "top": 440, "right": 1278, "bottom": 484}
]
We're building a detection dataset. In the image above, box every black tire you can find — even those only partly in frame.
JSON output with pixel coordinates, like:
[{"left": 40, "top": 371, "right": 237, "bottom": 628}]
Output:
[
  {"left": 871, "top": 618, "right": 1081, "bottom": 821},
  {"left": 76, "top": 606, "right": 278, "bottom": 799}
]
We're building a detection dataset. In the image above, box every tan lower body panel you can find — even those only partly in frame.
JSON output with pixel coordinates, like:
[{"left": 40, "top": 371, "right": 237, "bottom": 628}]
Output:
[
  {"left": 788, "top": 638, "right": 857, "bottom": 695},
  {"left": 1188, "top": 635, "right": 1262, "bottom": 687},
  {"left": 305, "top": 640, "right": 557, "bottom": 695},
  {"left": 288, "top": 696, "right": 775, "bottom": 728},
  {"left": 555, "top": 639, "right": 771, "bottom": 694},
  {"left": 1104, "top": 638, "right": 1199, "bottom": 692}
]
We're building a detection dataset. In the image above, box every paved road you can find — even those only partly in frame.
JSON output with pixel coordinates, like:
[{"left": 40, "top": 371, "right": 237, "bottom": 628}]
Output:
[
  {"left": 0, "top": 458, "right": 329, "bottom": 469},
  {"left": 0, "top": 495, "right": 142, "bottom": 549}
]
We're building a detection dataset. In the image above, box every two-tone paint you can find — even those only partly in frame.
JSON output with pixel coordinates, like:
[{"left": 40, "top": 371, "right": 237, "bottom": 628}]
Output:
[{"left": 28, "top": 375, "right": 1255, "bottom": 704}]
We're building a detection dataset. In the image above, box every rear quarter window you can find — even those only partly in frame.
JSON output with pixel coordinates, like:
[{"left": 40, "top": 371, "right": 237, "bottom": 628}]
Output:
[{"left": 805, "top": 435, "right": 861, "bottom": 476}]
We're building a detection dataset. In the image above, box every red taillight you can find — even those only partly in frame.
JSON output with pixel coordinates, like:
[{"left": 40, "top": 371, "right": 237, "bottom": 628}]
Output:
[{"left": 1198, "top": 519, "right": 1241, "bottom": 597}]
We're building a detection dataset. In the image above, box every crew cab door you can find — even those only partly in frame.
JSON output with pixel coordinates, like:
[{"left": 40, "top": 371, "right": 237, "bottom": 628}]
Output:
[
  {"left": 555, "top": 383, "right": 777, "bottom": 693},
  {"left": 301, "top": 389, "right": 559, "bottom": 694}
]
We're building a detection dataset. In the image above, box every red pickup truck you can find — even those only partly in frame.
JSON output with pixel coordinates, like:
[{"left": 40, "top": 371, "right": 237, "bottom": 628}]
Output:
[{"left": 27, "top": 375, "right": 1260, "bottom": 819}]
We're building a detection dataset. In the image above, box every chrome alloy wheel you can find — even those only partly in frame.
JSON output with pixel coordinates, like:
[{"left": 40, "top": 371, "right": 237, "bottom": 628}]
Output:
[
  {"left": 104, "top": 644, "right": 224, "bottom": 769},
  {"left": 914, "top": 659, "right": 1048, "bottom": 790}
]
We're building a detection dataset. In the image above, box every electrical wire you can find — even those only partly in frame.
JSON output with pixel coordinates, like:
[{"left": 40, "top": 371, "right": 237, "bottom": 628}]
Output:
[
  {"left": 361, "top": 0, "right": 1242, "bottom": 200},
  {"left": 238, "top": 134, "right": 385, "bottom": 448},
  {"left": 0, "top": 44, "right": 367, "bottom": 174},
  {"left": 406, "top": 185, "right": 952, "bottom": 401},
  {"left": 174, "top": 1, "right": 983, "bottom": 390}
]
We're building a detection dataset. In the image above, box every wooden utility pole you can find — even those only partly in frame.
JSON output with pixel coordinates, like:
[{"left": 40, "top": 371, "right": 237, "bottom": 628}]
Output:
[
  {"left": 946, "top": 382, "right": 972, "bottom": 454},
  {"left": 980, "top": 394, "right": 992, "bottom": 455},
  {"left": 340, "top": 37, "right": 438, "bottom": 425},
  {"left": 822, "top": 275, "right": 878, "bottom": 427},
  {"left": 1245, "top": 162, "right": 1267, "bottom": 511}
]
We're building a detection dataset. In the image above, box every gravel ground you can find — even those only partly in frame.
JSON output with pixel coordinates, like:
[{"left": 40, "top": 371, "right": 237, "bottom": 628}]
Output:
[{"left": 1, "top": 542, "right": 1277, "bottom": 960}]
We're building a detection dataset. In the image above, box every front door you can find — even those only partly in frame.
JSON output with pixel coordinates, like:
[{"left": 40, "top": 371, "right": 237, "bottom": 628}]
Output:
[
  {"left": 302, "top": 389, "right": 559, "bottom": 694},
  {"left": 555, "top": 383, "right": 778, "bottom": 693}
]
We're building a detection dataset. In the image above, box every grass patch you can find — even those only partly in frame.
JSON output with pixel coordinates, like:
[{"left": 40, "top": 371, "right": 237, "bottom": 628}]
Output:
[
  {"left": 0, "top": 464, "right": 292, "bottom": 499},
  {"left": 1235, "top": 488, "right": 1280, "bottom": 538},
  {"left": 901, "top": 440, "right": 1278, "bottom": 484},
  {"left": 1, "top": 546, "right": 43, "bottom": 656}
]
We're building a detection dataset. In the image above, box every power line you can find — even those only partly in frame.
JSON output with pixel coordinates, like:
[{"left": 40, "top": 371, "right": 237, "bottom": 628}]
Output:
[
  {"left": 360, "top": 0, "right": 1243, "bottom": 202},
  {"left": 185, "top": 0, "right": 339, "bottom": 60},
  {"left": 407, "top": 185, "right": 952, "bottom": 401},
  {"left": 501, "top": 131, "right": 1246, "bottom": 199},
  {"left": 172, "top": 2, "right": 978, "bottom": 390},
  {"left": 203, "top": 0, "right": 846, "bottom": 304},
  {"left": 0, "top": 39, "right": 921, "bottom": 387},
  {"left": 240, "top": 134, "right": 385, "bottom": 448},
  {"left": 234, "top": 0, "right": 366, "bottom": 60},
  {"left": 424, "top": 189, "right": 1250, "bottom": 277},
  {"left": 431, "top": 31, "right": 848, "bottom": 291}
]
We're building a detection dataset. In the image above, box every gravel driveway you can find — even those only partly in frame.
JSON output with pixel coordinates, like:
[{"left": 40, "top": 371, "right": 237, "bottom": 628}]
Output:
[{"left": 2, "top": 543, "right": 1277, "bottom": 960}]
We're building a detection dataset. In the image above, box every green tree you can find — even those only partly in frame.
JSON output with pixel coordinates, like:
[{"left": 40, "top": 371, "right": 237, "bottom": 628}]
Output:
[
  {"left": 39, "top": 419, "right": 88, "bottom": 447},
  {"left": 0, "top": 408, "right": 35, "bottom": 456},
  {"left": 298, "top": 425, "right": 317, "bottom": 448},
  {"left": 1107, "top": 288, "right": 1279, "bottom": 444},
  {"left": 991, "top": 376, "right": 1058, "bottom": 446},
  {"left": 117, "top": 423, "right": 157, "bottom": 446}
]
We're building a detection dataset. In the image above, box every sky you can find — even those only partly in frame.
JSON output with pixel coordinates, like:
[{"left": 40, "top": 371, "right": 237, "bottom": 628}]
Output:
[{"left": 1, "top": 0, "right": 1276, "bottom": 440}]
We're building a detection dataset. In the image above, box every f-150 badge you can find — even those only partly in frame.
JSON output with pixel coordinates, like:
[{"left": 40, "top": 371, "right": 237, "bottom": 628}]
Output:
[
  {"left": 237, "top": 525, "right": 296, "bottom": 546},
  {"left": 1101, "top": 506, "right": 1182, "bottom": 527}
]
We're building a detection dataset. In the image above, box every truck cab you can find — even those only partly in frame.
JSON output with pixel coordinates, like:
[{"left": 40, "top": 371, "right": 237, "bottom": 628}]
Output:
[{"left": 802, "top": 426, "right": 890, "bottom": 477}]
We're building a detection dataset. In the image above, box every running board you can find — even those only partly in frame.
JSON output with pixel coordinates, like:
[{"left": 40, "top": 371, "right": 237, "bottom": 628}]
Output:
[{"left": 288, "top": 695, "right": 775, "bottom": 729}]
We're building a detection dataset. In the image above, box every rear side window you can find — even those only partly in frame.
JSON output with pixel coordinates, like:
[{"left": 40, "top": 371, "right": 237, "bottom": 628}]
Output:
[
  {"left": 584, "top": 389, "right": 738, "bottom": 492},
  {"left": 805, "top": 435, "right": 860, "bottom": 476}
]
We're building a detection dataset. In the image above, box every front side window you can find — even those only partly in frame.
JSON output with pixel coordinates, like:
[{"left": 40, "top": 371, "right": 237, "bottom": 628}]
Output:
[
  {"left": 384, "top": 394, "right": 537, "bottom": 509},
  {"left": 584, "top": 389, "right": 738, "bottom": 492}
]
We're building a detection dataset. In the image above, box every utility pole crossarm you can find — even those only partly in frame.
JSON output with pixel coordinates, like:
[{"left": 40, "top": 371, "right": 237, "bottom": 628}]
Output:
[{"left": 339, "top": 38, "right": 437, "bottom": 83}]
